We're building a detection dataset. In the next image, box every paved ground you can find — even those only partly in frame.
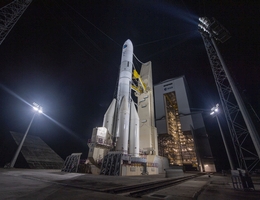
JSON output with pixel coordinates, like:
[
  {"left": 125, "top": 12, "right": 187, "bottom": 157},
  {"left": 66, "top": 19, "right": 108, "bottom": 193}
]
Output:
[{"left": 1, "top": 168, "right": 260, "bottom": 199}]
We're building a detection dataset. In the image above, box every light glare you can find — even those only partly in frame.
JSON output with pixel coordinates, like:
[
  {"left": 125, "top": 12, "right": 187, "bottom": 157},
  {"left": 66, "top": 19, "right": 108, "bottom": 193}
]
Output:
[
  {"left": 210, "top": 103, "right": 219, "bottom": 115},
  {"left": 33, "top": 102, "right": 43, "bottom": 114}
]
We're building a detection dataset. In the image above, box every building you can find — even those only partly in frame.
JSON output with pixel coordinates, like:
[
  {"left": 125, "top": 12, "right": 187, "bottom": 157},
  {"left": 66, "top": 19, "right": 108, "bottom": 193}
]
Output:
[{"left": 154, "top": 76, "right": 216, "bottom": 172}]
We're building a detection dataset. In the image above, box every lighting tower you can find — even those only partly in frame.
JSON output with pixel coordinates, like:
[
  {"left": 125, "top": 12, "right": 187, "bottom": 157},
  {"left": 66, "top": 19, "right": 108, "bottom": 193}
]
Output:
[
  {"left": 0, "top": 0, "right": 32, "bottom": 45},
  {"left": 10, "top": 102, "right": 42, "bottom": 168},
  {"left": 210, "top": 104, "right": 234, "bottom": 170},
  {"left": 198, "top": 17, "right": 260, "bottom": 171}
]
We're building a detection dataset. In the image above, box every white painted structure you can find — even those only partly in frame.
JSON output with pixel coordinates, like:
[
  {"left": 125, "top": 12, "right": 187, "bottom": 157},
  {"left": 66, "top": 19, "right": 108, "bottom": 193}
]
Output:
[
  {"left": 88, "top": 40, "right": 168, "bottom": 176},
  {"left": 137, "top": 62, "right": 158, "bottom": 156}
]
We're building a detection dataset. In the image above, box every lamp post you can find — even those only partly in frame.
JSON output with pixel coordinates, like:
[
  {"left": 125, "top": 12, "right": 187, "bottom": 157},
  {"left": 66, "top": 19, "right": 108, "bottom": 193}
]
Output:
[
  {"left": 211, "top": 104, "right": 234, "bottom": 170},
  {"left": 10, "top": 103, "right": 42, "bottom": 168}
]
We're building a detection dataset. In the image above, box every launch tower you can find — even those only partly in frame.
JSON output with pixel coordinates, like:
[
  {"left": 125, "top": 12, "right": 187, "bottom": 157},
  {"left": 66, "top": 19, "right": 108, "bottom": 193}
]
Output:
[{"left": 87, "top": 40, "right": 168, "bottom": 176}]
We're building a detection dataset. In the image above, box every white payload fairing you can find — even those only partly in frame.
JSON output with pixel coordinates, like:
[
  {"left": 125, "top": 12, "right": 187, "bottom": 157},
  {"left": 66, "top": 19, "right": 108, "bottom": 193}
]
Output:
[{"left": 102, "top": 39, "right": 139, "bottom": 156}]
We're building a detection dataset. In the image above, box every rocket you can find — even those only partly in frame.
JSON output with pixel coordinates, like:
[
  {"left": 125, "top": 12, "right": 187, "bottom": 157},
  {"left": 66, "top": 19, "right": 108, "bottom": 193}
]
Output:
[{"left": 102, "top": 39, "right": 139, "bottom": 156}]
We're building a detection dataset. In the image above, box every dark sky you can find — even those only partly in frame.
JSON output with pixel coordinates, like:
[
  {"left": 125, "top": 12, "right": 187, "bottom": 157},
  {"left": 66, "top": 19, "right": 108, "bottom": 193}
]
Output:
[{"left": 0, "top": 0, "right": 259, "bottom": 168}]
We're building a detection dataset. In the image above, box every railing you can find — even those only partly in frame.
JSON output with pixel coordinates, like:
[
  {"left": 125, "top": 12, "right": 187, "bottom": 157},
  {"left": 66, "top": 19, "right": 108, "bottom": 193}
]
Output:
[{"left": 87, "top": 138, "right": 113, "bottom": 147}]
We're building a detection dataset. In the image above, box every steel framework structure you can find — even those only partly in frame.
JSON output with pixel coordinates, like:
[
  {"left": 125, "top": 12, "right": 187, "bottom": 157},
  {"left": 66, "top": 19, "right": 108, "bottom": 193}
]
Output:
[
  {"left": 198, "top": 17, "right": 260, "bottom": 171},
  {"left": 100, "top": 153, "right": 122, "bottom": 176},
  {"left": 0, "top": 0, "right": 32, "bottom": 45},
  {"left": 61, "top": 153, "right": 82, "bottom": 173}
]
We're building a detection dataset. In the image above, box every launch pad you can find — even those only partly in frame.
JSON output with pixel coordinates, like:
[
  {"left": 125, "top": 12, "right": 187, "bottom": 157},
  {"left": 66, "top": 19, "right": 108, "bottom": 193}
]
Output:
[{"left": 87, "top": 40, "right": 168, "bottom": 176}]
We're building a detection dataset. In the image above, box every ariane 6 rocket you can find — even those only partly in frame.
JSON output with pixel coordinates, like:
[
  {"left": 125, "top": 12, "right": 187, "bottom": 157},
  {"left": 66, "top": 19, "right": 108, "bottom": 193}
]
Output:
[{"left": 102, "top": 39, "right": 139, "bottom": 156}]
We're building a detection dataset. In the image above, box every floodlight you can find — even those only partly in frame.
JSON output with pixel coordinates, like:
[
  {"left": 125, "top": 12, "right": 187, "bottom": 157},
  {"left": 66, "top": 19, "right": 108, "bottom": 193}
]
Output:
[
  {"left": 199, "top": 17, "right": 210, "bottom": 27},
  {"left": 10, "top": 102, "right": 42, "bottom": 168},
  {"left": 33, "top": 102, "right": 43, "bottom": 113},
  {"left": 198, "top": 24, "right": 210, "bottom": 34}
]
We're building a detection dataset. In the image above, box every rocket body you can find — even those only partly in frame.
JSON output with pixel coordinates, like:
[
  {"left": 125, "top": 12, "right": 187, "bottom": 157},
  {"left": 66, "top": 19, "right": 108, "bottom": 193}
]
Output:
[
  {"left": 102, "top": 39, "right": 138, "bottom": 155},
  {"left": 116, "top": 39, "right": 133, "bottom": 107},
  {"left": 115, "top": 39, "right": 133, "bottom": 153},
  {"left": 115, "top": 96, "right": 130, "bottom": 153}
]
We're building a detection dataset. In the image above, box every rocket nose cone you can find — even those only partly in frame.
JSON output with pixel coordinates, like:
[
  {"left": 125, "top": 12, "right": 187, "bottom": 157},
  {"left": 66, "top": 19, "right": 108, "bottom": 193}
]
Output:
[
  {"left": 125, "top": 39, "right": 132, "bottom": 44},
  {"left": 123, "top": 39, "right": 133, "bottom": 51}
]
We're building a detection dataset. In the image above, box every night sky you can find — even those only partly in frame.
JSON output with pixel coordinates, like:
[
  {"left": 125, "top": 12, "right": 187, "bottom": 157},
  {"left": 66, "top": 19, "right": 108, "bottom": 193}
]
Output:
[{"left": 0, "top": 0, "right": 259, "bottom": 169}]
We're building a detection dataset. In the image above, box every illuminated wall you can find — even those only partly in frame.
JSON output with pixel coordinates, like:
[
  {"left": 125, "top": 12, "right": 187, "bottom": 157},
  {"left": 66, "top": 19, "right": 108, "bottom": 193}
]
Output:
[
  {"left": 154, "top": 76, "right": 215, "bottom": 171},
  {"left": 157, "top": 92, "right": 197, "bottom": 167}
]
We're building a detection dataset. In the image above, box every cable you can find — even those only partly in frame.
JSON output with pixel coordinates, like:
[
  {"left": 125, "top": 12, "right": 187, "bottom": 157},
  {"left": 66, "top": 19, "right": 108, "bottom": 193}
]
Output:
[
  {"left": 62, "top": 0, "right": 121, "bottom": 47},
  {"left": 135, "top": 30, "right": 196, "bottom": 47},
  {"left": 57, "top": 0, "right": 102, "bottom": 53},
  {"left": 133, "top": 53, "right": 145, "bottom": 65},
  {"left": 42, "top": 1, "right": 101, "bottom": 63},
  {"left": 141, "top": 31, "right": 196, "bottom": 60},
  {"left": 248, "top": 102, "right": 260, "bottom": 122}
]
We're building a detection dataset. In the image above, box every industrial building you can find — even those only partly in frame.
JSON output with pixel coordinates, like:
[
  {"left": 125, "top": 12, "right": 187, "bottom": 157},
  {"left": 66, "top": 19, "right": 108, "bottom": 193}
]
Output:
[{"left": 154, "top": 76, "right": 216, "bottom": 172}]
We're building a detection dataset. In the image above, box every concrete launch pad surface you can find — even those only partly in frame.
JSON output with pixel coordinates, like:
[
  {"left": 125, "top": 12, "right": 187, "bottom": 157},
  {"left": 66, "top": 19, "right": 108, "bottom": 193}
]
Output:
[{"left": 1, "top": 169, "right": 260, "bottom": 200}]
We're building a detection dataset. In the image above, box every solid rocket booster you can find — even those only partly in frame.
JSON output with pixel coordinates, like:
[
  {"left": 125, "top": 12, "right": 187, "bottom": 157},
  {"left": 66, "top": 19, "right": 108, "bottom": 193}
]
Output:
[
  {"left": 102, "top": 98, "right": 116, "bottom": 135},
  {"left": 129, "top": 100, "right": 140, "bottom": 157}
]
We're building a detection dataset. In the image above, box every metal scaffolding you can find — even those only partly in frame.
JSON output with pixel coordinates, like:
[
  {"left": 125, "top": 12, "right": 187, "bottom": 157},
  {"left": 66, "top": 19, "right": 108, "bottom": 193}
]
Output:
[
  {"left": 198, "top": 17, "right": 260, "bottom": 171},
  {"left": 0, "top": 0, "right": 32, "bottom": 45}
]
